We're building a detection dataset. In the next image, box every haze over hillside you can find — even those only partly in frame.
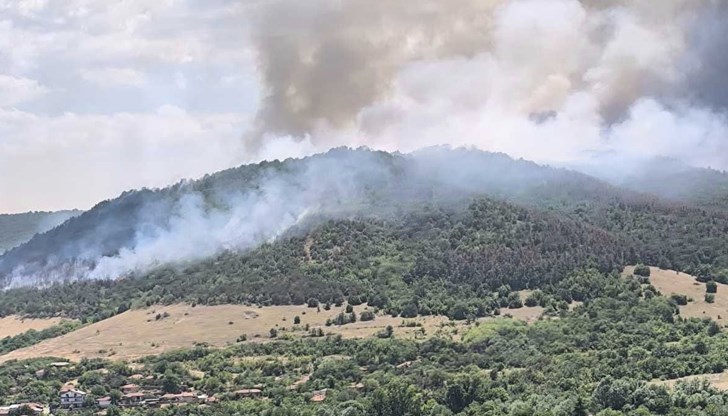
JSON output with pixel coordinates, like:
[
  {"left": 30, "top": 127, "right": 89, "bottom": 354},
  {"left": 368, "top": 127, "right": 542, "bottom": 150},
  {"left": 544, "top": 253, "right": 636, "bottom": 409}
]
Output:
[
  {"left": 0, "top": 211, "right": 80, "bottom": 255},
  {"left": 4, "top": 146, "right": 728, "bottom": 293},
  {"left": 0, "top": 147, "right": 626, "bottom": 288}
]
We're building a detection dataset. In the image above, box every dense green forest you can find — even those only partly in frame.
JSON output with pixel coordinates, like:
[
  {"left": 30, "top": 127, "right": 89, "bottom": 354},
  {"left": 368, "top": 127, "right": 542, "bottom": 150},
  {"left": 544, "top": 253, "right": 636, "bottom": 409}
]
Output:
[
  {"left": 0, "top": 197, "right": 631, "bottom": 319},
  {"left": 2, "top": 192, "right": 728, "bottom": 322},
  {"left": 4, "top": 270, "right": 728, "bottom": 415}
]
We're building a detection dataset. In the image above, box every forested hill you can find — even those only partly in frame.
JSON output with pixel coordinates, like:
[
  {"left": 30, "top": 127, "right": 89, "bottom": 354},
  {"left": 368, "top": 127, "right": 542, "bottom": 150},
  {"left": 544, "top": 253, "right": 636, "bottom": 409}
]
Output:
[
  {"left": 0, "top": 147, "right": 633, "bottom": 288},
  {"left": 2, "top": 147, "right": 728, "bottom": 294},
  {"left": 0, "top": 210, "right": 80, "bottom": 254},
  {"left": 604, "top": 158, "right": 728, "bottom": 210}
]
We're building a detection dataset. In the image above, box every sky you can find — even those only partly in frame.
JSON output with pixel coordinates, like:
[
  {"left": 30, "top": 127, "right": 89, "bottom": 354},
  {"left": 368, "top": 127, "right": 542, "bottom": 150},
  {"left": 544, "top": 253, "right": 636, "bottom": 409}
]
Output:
[
  {"left": 0, "top": 1, "right": 262, "bottom": 213},
  {"left": 2, "top": 0, "right": 728, "bottom": 213}
]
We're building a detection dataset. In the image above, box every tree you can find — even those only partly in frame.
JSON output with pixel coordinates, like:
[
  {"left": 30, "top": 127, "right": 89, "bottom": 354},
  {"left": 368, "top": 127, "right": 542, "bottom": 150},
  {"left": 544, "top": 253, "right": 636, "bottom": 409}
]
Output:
[
  {"left": 634, "top": 265, "right": 651, "bottom": 277},
  {"left": 400, "top": 303, "right": 419, "bottom": 318},
  {"left": 377, "top": 325, "right": 394, "bottom": 339},
  {"left": 294, "top": 315, "right": 301, "bottom": 325},
  {"left": 369, "top": 382, "right": 424, "bottom": 416},
  {"left": 706, "top": 281, "right": 718, "bottom": 294},
  {"left": 593, "top": 377, "right": 633, "bottom": 410},
  {"left": 307, "top": 298, "right": 319, "bottom": 308},
  {"left": 445, "top": 383, "right": 467, "bottom": 413},
  {"left": 360, "top": 310, "right": 376, "bottom": 321},
  {"left": 573, "top": 396, "right": 588, "bottom": 416},
  {"left": 450, "top": 303, "right": 470, "bottom": 321},
  {"left": 162, "top": 373, "right": 181, "bottom": 394}
]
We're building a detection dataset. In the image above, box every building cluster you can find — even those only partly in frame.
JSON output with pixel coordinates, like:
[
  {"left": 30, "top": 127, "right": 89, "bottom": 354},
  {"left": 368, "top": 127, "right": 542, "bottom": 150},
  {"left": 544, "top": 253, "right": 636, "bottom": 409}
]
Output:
[
  {"left": 0, "top": 403, "right": 45, "bottom": 415},
  {"left": 58, "top": 383, "right": 216, "bottom": 410}
]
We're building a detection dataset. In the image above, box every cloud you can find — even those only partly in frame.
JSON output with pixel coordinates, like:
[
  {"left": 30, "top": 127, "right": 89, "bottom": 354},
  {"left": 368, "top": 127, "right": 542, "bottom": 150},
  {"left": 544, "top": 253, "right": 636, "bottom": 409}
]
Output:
[
  {"left": 0, "top": 106, "right": 248, "bottom": 213},
  {"left": 80, "top": 67, "right": 148, "bottom": 88},
  {"left": 0, "top": 74, "right": 47, "bottom": 107},
  {"left": 3, "top": 0, "right": 728, "bottom": 215}
]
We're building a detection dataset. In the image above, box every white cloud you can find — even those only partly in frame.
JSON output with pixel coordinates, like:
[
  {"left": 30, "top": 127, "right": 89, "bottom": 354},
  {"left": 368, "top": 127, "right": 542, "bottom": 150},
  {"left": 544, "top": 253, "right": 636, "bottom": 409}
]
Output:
[
  {"left": 80, "top": 67, "right": 147, "bottom": 87},
  {"left": 0, "top": 74, "right": 48, "bottom": 107},
  {"left": 0, "top": 107, "right": 249, "bottom": 213}
]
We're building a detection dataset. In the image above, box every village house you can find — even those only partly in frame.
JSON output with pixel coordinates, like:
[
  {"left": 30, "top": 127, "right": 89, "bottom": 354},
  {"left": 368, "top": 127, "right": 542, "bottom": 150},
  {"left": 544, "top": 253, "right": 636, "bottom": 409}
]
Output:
[
  {"left": 120, "top": 392, "right": 145, "bottom": 407},
  {"left": 311, "top": 389, "right": 328, "bottom": 403},
  {"left": 160, "top": 392, "right": 199, "bottom": 404},
  {"left": 234, "top": 388, "right": 262, "bottom": 398},
  {"left": 59, "top": 387, "right": 86, "bottom": 409},
  {"left": 121, "top": 383, "right": 140, "bottom": 394},
  {"left": 50, "top": 362, "right": 71, "bottom": 368},
  {"left": 97, "top": 396, "right": 112, "bottom": 408},
  {"left": 0, "top": 403, "right": 44, "bottom": 416}
]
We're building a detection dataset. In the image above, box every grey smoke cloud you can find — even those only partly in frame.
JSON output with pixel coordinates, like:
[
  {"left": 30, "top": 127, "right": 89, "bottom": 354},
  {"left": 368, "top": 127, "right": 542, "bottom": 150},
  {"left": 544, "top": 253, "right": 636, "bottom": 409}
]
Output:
[{"left": 247, "top": 0, "right": 728, "bottom": 169}]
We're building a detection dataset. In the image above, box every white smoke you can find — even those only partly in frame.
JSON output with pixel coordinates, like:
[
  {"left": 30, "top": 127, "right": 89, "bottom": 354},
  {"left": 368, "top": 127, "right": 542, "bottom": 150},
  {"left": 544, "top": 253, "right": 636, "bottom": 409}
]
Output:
[
  {"left": 247, "top": 0, "right": 728, "bottom": 170},
  {"left": 5, "top": 0, "right": 728, "bottom": 287}
]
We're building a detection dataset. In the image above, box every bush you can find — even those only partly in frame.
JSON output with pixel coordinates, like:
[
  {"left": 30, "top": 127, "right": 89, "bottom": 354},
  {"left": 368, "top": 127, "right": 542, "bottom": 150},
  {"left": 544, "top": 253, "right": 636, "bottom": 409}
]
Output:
[
  {"left": 634, "top": 265, "right": 651, "bottom": 277},
  {"left": 670, "top": 294, "right": 688, "bottom": 306},
  {"left": 706, "top": 294, "right": 715, "bottom": 303},
  {"left": 400, "top": 303, "right": 419, "bottom": 318},
  {"left": 360, "top": 311, "right": 376, "bottom": 321},
  {"left": 294, "top": 316, "right": 301, "bottom": 325},
  {"left": 706, "top": 281, "right": 718, "bottom": 294},
  {"left": 307, "top": 298, "right": 319, "bottom": 308},
  {"left": 376, "top": 325, "right": 394, "bottom": 339},
  {"left": 524, "top": 293, "right": 540, "bottom": 307}
]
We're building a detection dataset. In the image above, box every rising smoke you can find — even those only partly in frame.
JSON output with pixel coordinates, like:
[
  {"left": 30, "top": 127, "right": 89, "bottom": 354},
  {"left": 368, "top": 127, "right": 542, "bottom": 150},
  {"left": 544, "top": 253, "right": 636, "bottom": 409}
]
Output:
[
  {"left": 3, "top": 0, "right": 728, "bottom": 288},
  {"left": 247, "top": 0, "right": 728, "bottom": 171}
]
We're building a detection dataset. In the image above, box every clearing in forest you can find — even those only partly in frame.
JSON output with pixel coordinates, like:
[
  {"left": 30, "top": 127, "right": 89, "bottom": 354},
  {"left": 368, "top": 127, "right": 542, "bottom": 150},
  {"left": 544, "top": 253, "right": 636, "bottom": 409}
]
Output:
[
  {"left": 624, "top": 266, "right": 728, "bottom": 323},
  {"left": 0, "top": 300, "right": 543, "bottom": 363}
]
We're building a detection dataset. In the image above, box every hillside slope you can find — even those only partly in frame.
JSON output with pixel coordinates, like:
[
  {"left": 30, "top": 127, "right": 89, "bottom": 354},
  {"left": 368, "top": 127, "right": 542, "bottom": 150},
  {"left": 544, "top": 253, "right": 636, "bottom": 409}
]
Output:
[
  {"left": 0, "top": 147, "right": 629, "bottom": 288},
  {"left": 0, "top": 210, "right": 80, "bottom": 254}
]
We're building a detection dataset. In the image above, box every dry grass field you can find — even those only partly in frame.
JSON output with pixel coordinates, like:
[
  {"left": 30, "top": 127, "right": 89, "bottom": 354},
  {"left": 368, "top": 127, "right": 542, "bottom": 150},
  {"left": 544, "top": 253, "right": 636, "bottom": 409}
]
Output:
[
  {"left": 624, "top": 266, "right": 728, "bottom": 323},
  {"left": 0, "top": 300, "right": 544, "bottom": 363},
  {"left": 626, "top": 265, "right": 728, "bottom": 391},
  {"left": 0, "top": 316, "right": 67, "bottom": 338},
  {"left": 652, "top": 372, "right": 728, "bottom": 391}
]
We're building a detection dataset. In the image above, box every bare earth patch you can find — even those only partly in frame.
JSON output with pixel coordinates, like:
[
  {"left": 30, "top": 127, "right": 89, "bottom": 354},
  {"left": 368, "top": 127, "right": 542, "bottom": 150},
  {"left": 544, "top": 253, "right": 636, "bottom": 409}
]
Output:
[
  {"left": 624, "top": 266, "right": 728, "bottom": 323},
  {"left": 0, "top": 316, "right": 66, "bottom": 338}
]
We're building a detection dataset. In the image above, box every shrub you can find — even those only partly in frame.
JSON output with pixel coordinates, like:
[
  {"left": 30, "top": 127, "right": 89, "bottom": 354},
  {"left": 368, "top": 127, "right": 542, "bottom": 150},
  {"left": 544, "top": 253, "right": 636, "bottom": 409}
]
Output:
[
  {"left": 400, "top": 303, "right": 419, "bottom": 318},
  {"left": 307, "top": 298, "right": 319, "bottom": 308},
  {"left": 294, "top": 316, "right": 301, "bottom": 325},
  {"left": 360, "top": 311, "right": 376, "bottom": 321},
  {"left": 706, "top": 294, "right": 715, "bottom": 303},
  {"left": 706, "top": 281, "right": 718, "bottom": 294},
  {"left": 634, "top": 265, "right": 651, "bottom": 277},
  {"left": 670, "top": 294, "right": 688, "bottom": 306}
]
